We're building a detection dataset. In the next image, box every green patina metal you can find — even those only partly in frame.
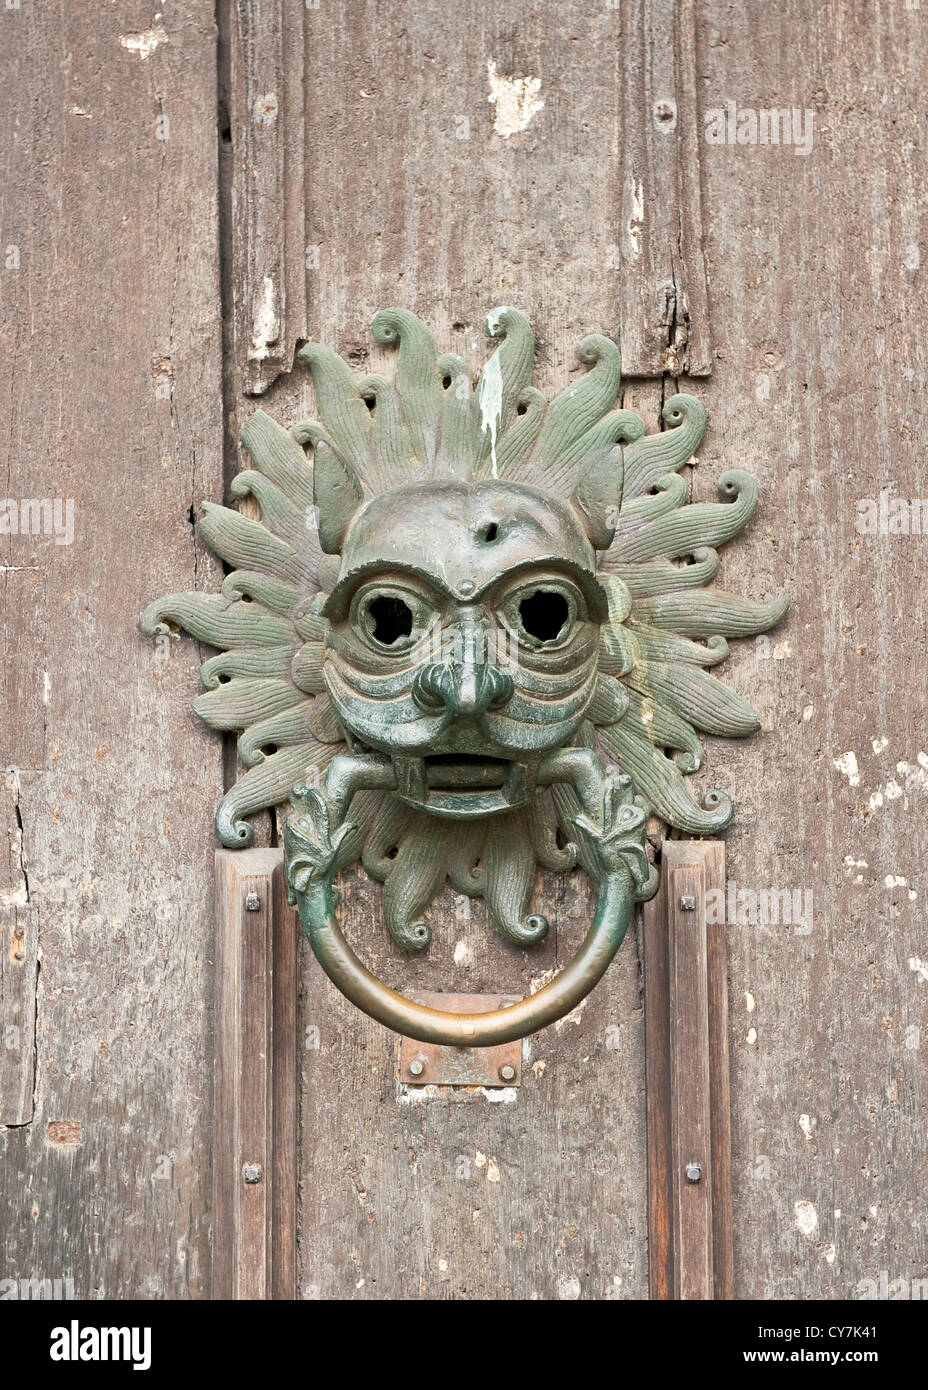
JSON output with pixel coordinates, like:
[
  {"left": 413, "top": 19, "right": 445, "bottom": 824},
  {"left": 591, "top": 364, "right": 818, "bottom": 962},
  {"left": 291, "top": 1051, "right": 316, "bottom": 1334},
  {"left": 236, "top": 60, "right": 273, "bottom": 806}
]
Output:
[{"left": 141, "top": 306, "right": 787, "bottom": 1044}]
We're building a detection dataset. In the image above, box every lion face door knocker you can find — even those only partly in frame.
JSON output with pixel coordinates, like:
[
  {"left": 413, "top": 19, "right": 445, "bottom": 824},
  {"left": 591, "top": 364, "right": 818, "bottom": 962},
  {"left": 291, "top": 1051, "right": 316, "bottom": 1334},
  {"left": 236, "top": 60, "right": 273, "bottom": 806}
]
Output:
[{"left": 143, "top": 308, "right": 787, "bottom": 1045}]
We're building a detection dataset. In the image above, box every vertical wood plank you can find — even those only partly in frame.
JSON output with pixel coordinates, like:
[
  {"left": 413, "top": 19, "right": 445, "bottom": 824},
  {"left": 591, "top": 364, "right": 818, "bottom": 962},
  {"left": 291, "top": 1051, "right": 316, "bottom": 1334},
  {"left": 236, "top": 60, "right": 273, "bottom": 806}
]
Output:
[
  {"left": 244, "top": 0, "right": 653, "bottom": 1301},
  {"left": 643, "top": 853, "right": 673, "bottom": 1300},
  {"left": 645, "top": 839, "right": 731, "bottom": 1299},
  {"left": 227, "top": 0, "right": 307, "bottom": 395},
  {"left": 0, "top": 0, "right": 223, "bottom": 1299},
  {"left": 214, "top": 848, "right": 297, "bottom": 1300},
  {"left": 0, "top": 906, "right": 39, "bottom": 1127},
  {"left": 0, "top": 568, "right": 46, "bottom": 771},
  {"left": 618, "top": 0, "right": 711, "bottom": 376},
  {"left": 271, "top": 857, "right": 299, "bottom": 1301},
  {"left": 667, "top": 856, "right": 713, "bottom": 1300},
  {"left": 696, "top": 0, "right": 928, "bottom": 1300},
  {"left": 703, "top": 839, "right": 733, "bottom": 1300}
]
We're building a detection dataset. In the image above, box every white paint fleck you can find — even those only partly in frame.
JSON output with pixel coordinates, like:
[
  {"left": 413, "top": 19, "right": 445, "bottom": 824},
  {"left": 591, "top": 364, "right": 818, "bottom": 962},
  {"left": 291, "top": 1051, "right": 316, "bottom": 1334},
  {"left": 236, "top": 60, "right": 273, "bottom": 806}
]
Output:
[
  {"left": 249, "top": 275, "right": 279, "bottom": 361},
  {"left": 909, "top": 956, "right": 928, "bottom": 984},
  {"left": 396, "top": 1082, "right": 441, "bottom": 1104},
  {"left": 627, "top": 178, "right": 644, "bottom": 256},
  {"left": 794, "top": 1200, "right": 818, "bottom": 1237},
  {"left": 802, "top": 704, "right": 814, "bottom": 721},
  {"left": 745, "top": 991, "right": 755, "bottom": 1012},
  {"left": 531, "top": 1060, "right": 546, "bottom": 1078},
  {"left": 823, "top": 1243, "right": 836, "bottom": 1265},
  {"left": 480, "top": 1086, "right": 518, "bottom": 1103},
  {"left": 799, "top": 1113, "right": 815, "bottom": 1138},
  {"left": 834, "top": 1209, "right": 841, "bottom": 1219},
  {"left": 486, "top": 1158, "right": 501, "bottom": 1183},
  {"left": 865, "top": 757, "right": 928, "bottom": 818},
  {"left": 453, "top": 939, "right": 471, "bottom": 966},
  {"left": 554, "top": 1000, "right": 588, "bottom": 1031},
  {"left": 843, "top": 855, "right": 868, "bottom": 883},
  {"left": 252, "top": 92, "right": 279, "bottom": 126},
  {"left": 438, "top": 1258, "right": 448, "bottom": 1272},
  {"left": 885, "top": 874, "right": 907, "bottom": 889},
  {"left": 833, "top": 751, "right": 860, "bottom": 787},
  {"left": 746, "top": 1027, "right": 757, "bottom": 1045},
  {"left": 872, "top": 736, "right": 889, "bottom": 753},
  {"left": 119, "top": 26, "right": 168, "bottom": 59},
  {"left": 43, "top": 671, "right": 51, "bottom": 705},
  {"left": 530, "top": 966, "right": 558, "bottom": 994},
  {"left": 474, "top": 1150, "right": 486, "bottom": 1168},
  {"left": 487, "top": 61, "right": 544, "bottom": 139},
  {"left": 558, "top": 1276, "right": 581, "bottom": 1301},
  {"left": 68, "top": 106, "right": 92, "bottom": 118}
]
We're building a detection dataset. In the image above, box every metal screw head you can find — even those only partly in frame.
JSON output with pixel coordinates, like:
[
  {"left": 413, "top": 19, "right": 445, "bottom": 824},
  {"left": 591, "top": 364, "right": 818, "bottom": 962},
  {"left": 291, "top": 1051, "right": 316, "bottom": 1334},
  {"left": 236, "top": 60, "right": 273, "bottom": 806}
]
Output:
[
  {"left": 685, "top": 1161, "right": 702, "bottom": 1184},
  {"left": 408, "top": 1059, "right": 425, "bottom": 1078},
  {"left": 243, "top": 1162, "right": 262, "bottom": 1184},
  {"left": 498, "top": 1064, "right": 517, "bottom": 1083},
  {"left": 245, "top": 891, "right": 260, "bottom": 911},
  {"left": 679, "top": 895, "right": 696, "bottom": 912}
]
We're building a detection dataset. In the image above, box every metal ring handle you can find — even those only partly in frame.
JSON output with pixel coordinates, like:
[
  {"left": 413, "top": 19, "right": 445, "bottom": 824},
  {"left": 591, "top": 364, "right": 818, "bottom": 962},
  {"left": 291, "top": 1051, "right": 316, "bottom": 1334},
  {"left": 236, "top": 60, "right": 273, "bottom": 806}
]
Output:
[
  {"left": 285, "top": 750, "right": 658, "bottom": 1047},
  {"left": 294, "top": 867, "right": 633, "bottom": 1046}
]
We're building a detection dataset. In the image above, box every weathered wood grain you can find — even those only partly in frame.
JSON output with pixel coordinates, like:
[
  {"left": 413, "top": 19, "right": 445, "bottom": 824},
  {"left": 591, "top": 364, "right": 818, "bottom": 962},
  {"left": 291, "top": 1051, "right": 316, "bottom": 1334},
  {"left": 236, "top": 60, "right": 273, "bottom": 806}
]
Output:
[
  {"left": 695, "top": 0, "right": 928, "bottom": 1300},
  {"left": 288, "top": 0, "right": 632, "bottom": 404},
  {"left": 226, "top": 0, "right": 308, "bottom": 395},
  {"left": 618, "top": 0, "right": 712, "bottom": 376},
  {"left": 0, "top": 568, "right": 46, "bottom": 771},
  {"left": 0, "top": 906, "right": 39, "bottom": 1127},
  {"left": 0, "top": 2, "right": 223, "bottom": 1297}
]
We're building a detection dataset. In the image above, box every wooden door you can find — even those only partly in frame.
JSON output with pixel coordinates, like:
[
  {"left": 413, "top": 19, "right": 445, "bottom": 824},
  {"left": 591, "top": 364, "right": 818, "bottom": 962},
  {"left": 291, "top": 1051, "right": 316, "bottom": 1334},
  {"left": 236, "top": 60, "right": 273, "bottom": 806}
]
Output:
[{"left": 2, "top": 0, "right": 925, "bottom": 1302}]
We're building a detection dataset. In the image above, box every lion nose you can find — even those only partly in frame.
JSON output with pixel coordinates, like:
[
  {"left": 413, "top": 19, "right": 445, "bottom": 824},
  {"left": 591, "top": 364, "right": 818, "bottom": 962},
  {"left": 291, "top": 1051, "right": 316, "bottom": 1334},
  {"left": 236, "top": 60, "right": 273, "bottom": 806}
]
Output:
[{"left": 413, "top": 661, "right": 513, "bottom": 717}]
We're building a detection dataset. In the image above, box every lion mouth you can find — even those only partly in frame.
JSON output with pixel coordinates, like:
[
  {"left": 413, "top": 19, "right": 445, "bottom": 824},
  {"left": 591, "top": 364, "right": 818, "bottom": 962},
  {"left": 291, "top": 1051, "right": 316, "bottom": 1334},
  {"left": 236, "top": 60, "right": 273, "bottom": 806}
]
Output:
[{"left": 392, "top": 754, "right": 534, "bottom": 818}]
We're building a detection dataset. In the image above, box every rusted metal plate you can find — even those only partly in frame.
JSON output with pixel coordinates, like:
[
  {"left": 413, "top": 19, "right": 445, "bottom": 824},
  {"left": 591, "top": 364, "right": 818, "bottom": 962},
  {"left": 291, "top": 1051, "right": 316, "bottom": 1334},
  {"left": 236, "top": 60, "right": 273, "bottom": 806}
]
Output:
[{"left": 399, "top": 994, "right": 522, "bottom": 1087}]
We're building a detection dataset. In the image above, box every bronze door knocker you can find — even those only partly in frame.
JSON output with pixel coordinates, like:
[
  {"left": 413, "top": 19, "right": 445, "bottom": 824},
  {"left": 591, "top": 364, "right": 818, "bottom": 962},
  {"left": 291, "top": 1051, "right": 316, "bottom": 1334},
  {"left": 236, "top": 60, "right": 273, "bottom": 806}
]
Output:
[{"left": 143, "top": 308, "right": 786, "bottom": 1044}]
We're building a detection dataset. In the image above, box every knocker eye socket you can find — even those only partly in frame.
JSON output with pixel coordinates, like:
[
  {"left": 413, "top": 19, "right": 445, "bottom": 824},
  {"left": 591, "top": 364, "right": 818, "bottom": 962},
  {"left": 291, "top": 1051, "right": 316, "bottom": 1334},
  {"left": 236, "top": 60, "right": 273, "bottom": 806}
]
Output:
[
  {"left": 498, "top": 577, "right": 584, "bottom": 650},
  {"left": 368, "top": 595, "right": 413, "bottom": 645},
  {"left": 351, "top": 582, "right": 439, "bottom": 655},
  {"left": 519, "top": 589, "right": 569, "bottom": 642}
]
